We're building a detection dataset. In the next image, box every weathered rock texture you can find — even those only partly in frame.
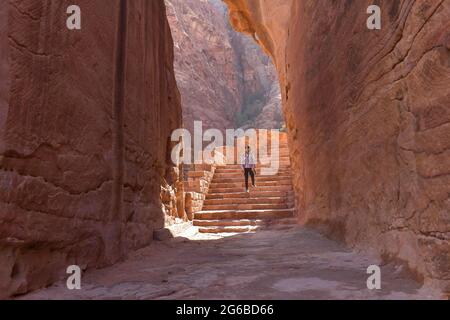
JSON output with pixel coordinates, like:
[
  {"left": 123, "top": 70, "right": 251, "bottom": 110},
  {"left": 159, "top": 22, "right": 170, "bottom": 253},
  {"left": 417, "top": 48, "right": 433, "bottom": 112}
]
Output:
[
  {"left": 0, "top": 0, "right": 181, "bottom": 297},
  {"left": 166, "top": 0, "right": 283, "bottom": 131},
  {"left": 224, "top": 0, "right": 450, "bottom": 291}
]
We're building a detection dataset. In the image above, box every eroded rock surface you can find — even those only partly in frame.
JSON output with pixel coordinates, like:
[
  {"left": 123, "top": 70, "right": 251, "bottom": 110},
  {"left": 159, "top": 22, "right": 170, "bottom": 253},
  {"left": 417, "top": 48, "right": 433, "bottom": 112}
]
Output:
[
  {"left": 224, "top": 0, "right": 450, "bottom": 291},
  {"left": 0, "top": 0, "right": 181, "bottom": 297}
]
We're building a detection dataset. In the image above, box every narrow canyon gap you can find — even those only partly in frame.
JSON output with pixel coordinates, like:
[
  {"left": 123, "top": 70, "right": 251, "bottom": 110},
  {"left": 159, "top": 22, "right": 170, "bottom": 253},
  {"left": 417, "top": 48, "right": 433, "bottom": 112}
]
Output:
[
  {"left": 166, "top": 0, "right": 284, "bottom": 132},
  {"left": 224, "top": 0, "right": 450, "bottom": 291}
]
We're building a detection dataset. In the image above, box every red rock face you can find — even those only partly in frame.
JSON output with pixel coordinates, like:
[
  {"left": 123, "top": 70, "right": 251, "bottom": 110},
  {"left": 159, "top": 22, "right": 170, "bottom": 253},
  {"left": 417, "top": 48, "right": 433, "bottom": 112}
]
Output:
[
  {"left": 225, "top": 0, "right": 450, "bottom": 291},
  {"left": 0, "top": 2, "right": 9, "bottom": 153},
  {"left": 0, "top": 0, "right": 181, "bottom": 297},
  {"left": 166, "top": 0, "right": 283, "bottom": 132}
]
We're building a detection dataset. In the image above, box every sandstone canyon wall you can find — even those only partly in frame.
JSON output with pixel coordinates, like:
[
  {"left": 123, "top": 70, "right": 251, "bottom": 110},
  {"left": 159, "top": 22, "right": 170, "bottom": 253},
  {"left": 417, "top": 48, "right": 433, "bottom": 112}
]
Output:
[
  {"left": 0, "top": 0, "right": 181, "bottom": 297},
  {"left": 225, "top": 0, "right": 450, "bottom": 291},
  {"left": 166, "top": 0, "right": 283, "bottom": 131}
]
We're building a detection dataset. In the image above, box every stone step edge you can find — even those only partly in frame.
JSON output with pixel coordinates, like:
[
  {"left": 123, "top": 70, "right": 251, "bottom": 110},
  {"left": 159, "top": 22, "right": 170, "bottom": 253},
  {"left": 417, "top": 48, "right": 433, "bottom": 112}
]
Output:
[
  {"left": 204, "top": 196, "right": 293, "bottom": 203},
  {"left": 197, "top": 220, "right": 298, "bottom": 234},
  {"left": 206, "top": 192, "right": 294, "bottom": 199},
  {"left": 202, "top": 204, "right": 291, "bottom": 209},
  {"left": 196, "top": 208, "right": 295, "bottom": 215},
  {"left": 193, "top": 217, "right": 298, "bottom": 226},
  {"left": 209, "top": 188, "right": 294, "bottom": 193}
]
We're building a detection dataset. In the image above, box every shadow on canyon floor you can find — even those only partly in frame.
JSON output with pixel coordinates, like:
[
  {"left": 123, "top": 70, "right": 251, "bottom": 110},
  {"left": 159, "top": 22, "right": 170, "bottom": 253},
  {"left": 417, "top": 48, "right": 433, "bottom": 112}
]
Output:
[{"left": 18, "top": 225, "right": 442, "bottom": 300}]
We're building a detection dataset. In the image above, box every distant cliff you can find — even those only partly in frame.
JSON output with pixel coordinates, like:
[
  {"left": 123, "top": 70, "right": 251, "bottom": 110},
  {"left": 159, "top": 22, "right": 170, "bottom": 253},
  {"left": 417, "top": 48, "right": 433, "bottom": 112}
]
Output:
[{"left": 165, "top": 0, "right": 283, "bottom": 132}]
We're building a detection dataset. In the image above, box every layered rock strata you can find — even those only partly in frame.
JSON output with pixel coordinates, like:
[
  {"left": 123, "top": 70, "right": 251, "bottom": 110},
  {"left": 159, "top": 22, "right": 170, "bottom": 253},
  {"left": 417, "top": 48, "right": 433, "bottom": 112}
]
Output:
[
  {"left": 0, "top": 0, "right": 181, "bottom": 297},
  {"left": 224, "top": 0, "right": 450, "bottom": 291}
]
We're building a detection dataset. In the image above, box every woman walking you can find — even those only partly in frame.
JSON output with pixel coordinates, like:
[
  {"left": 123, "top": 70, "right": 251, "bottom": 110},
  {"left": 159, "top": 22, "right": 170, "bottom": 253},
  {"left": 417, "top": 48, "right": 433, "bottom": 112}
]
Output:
[{"left": 242, "top": 145, "right": 257, "bottom": 193}]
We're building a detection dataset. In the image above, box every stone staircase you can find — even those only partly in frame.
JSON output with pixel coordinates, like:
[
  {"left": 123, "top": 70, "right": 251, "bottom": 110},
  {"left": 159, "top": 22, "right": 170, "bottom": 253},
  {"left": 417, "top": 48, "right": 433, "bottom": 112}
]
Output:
[{"left": 194, "top": 139, "right": 296, "bottom": 234}]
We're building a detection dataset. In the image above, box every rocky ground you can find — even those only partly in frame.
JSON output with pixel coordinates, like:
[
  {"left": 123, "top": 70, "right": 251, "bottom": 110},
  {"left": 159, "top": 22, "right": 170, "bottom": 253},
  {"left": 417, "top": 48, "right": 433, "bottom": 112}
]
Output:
[{"left": 20, "top": 225, "right": 442, "bottom": 300}]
